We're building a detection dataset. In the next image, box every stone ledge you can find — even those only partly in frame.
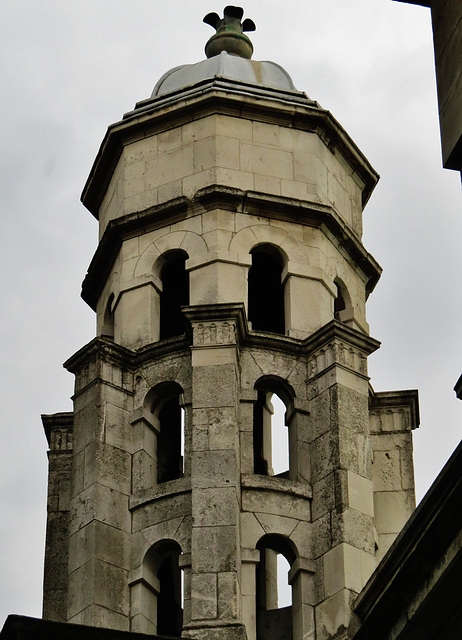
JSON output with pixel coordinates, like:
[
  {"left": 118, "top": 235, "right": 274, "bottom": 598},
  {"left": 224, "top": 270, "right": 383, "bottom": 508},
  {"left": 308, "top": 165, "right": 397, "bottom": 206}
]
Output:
[
  {"left": 129, "top": 477, "right": 192, "bottom": 510},
  {"left": 241, "top": 474, "right": 312, "bottom": 499}
]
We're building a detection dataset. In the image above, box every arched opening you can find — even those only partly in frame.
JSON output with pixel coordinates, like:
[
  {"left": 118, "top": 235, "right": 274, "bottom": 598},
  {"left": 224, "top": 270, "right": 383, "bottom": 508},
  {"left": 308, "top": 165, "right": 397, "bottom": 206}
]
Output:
[
  {"left": 143, "top": 382, "right": 185, "bottom": 486},
  {"left": 159, "top": 251, "right": 189, "bottom": 340},
  {"left": 157, "top": 396, "right": 184, "bottom": 484},
  {"left": 253, "top": 378, "right": 293, "bottom": 478},
  {"left": 143, "top": 540, "right": 183, "bottom": 637},
  {"left": 101, "top": 293, "right": 115, "bottom": 339},
  {"left": 248, "top": 245, "right": 285, "bottom": 334},
  {"left": 256, "top": 535, "right": 296, "bottom": 640},
  {"left": 334, "top": 278, "right": 352, "bottom": 323}
]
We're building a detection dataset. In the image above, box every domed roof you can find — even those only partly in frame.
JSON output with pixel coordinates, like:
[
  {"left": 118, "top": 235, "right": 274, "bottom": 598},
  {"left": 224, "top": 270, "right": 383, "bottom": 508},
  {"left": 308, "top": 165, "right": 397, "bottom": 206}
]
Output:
[{"left": 152, "top": 51, "right": 298, "bottom": 98}]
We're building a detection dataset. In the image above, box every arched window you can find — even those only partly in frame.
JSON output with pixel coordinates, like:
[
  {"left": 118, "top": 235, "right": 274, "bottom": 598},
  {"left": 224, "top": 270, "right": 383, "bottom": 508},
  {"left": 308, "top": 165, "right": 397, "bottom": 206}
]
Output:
[
  {"left": 248, "top": 245, "right": 285, "bottom": 334},
  {"left": 256, "top": 535, "right": 296, "bottom": 640},
  {"left": 139, "top": 540, "right": 183, "bottom": 636},
  {"left": 253, "top": 378, "right": 293, "bottom": 479},
  {"left": 157, "top": 394, "right": 184, "bottom": 484},
  {"left": 334, "top": 278, "right": 352, "bottom": 323},
  {"left": 142, "top": 382, "right": 185, "bottom": 487},
  {"left": 159, "top": 251, "right": 189, "bottom": 340},
  {"left": 101, "top": 293, "right": 115, "bottom": 339}
]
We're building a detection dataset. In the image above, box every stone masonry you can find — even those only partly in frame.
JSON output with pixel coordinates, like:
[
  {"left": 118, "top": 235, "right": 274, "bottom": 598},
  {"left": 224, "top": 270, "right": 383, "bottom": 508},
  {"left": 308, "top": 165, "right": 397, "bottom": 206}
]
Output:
[{"left": 41, "top": 10, "right": 419, "bottom": 640}]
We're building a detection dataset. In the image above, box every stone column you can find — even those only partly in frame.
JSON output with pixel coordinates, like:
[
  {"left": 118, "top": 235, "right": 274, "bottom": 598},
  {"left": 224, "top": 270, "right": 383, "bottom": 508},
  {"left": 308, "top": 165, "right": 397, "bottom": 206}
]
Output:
[
  {"left": 307, "top": 325, "right": 379, "bottom": 640},
  {"left": 64, "top": 340, "right": 134, "bottom": 630},
  {"left": 183, "top": 305, "right": 247, "bottom": 640},
  {"left": 42, "top": 413, "right": 74, "bottom": 622}
]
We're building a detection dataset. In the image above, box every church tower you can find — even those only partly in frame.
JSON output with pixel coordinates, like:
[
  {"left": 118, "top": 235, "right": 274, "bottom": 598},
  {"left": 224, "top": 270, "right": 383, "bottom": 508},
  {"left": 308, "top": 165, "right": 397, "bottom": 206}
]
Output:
[{"left": 42, "top": 8, "right": 419, "bottom": 640}]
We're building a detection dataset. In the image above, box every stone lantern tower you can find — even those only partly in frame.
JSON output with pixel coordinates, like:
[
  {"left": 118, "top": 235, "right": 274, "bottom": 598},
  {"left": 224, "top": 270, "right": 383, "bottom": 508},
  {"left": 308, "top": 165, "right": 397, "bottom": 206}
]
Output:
[{"left": 41, "top": 7, "right": 419, "bottom": 640}]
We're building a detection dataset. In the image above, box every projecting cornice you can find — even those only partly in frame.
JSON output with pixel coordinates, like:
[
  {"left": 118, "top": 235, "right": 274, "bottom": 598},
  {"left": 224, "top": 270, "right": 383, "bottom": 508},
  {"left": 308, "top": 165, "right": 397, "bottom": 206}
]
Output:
[{"left": 81, "top": 186, "right": 382, "bottom": 311}]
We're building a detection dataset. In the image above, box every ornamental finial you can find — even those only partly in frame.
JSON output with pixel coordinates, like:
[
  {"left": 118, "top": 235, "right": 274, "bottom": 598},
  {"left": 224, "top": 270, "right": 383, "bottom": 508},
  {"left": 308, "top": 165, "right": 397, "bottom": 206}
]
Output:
[{"left": 203, "top": 6, "right": 256, "bottom": 59}]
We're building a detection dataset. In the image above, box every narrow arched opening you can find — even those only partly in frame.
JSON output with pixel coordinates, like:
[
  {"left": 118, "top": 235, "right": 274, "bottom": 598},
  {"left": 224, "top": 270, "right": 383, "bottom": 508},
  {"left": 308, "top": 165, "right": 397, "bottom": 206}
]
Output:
[
  {"left": 143, "top": 540, "right": 183, "bottom": 637},
  {"left": 256, "top": 535, "right": 296, "bottom": 640},
  {"left": 253, "top": 378, "right": 293, "bottom": 478},
  {"left": 248, "top": 245, "right": 285, "bottom": 334},
  {"left": 157, "top": 395, "right": 184, "bottom": 484},
  {"left": 102, "top": 293, "right": 115, "bottom": 339},
  {"left": 159, "top": 251, "right": 189, "bottom": 340},
  {"left": 334, "top": 278, "right": 352, "bottom": 323},
  {"left": 143, "top": 382, "right": 185, "bottom": 487}
]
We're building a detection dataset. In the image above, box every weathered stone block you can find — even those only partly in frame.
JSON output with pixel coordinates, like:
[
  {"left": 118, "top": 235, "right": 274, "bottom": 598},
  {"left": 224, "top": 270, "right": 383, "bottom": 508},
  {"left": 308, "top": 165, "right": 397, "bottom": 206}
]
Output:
[
  {"left": 68, "top": 520, "right": 130, "bottom": 573},
  {"left": 191, "top": 573, "right": 218, "bottom": 620},
  {"left": 373, "top": 490, "right": 415, "bottom": 535},
  {"left": 323, "top": 543, "right": 375, "bottom": 597},
  {"left": 131, "top": 492, "right": 191, "bottom": 530},
  {"left": 218, "top": 572, "right": 239, "bottom": 619},
  {"left": 192, "top": 365, "right": 237, "bottom": 409},
  {"left": 192, "top": 487, "right": 238, "bottom": 527},
  {"left": 192, "top": 450, "right": 238, "bottom": 488},
  {"left": 347, "top": 471, "right": 374, "bottom": 517},
  {"left": 373, "top": 449, "right": 402, "bottom": 491},
  {"left": 331, "top": 508, "right": 375, "bottom": 553},
  {"left": 242, "top": 487, "right": 310, "bottom": 521},
  {"left": 312, "top": 473, "right": 335, "bottom": 521},
  {"left": 191, "top": 526, "right": 237, "bottom": 573},
  {"left": 83, "top": 442, "right": 131, "bottom": 495},
  {"left": 69, "top": 484, "right": 130, "bottom": 535}
]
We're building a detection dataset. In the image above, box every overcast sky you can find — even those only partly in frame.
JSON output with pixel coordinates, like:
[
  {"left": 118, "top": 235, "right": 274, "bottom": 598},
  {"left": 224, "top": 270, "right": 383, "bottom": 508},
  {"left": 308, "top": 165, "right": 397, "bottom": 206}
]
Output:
[{"left": 0, "top": 0, "right": 461, "bottom": 627}]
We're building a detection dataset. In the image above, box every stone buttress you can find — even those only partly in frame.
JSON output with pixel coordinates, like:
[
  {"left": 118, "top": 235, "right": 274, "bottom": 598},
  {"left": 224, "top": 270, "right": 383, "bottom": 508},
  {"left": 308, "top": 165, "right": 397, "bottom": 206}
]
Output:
[{"left": 41, "top": 8, "right": 419, "bottom": 640}]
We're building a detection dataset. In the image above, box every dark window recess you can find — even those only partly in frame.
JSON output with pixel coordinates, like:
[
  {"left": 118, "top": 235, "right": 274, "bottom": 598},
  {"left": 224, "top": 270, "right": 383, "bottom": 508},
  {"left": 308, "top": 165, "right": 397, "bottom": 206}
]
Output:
[
  {"left": 256, "top": 537, "right": 294, "bottom": 640},
  {"left": 157, "top": 396, "right": 183, "bottom": 484},
  {"left": 334, "top": 283, "right": 346, "bottom": 320},
  {"left": 157, "top": 546, "right": 183, "bottom": 637},
  {"left": 160, "top": 255, "right": 189, "bottom": 339},
  {"left": 253, "top": 390, "right": 269, "bottom": 475},
  {"left": 248, "top": 251, "right": 285, "bottom": 334}
]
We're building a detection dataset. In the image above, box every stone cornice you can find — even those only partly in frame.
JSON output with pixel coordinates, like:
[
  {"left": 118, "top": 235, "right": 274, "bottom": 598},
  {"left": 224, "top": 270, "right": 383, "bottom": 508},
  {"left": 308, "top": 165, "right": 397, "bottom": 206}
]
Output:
[
  {"left": 81, "top": 83, "right": 379, "bottom": 218},
  {"left": 63, "top": 335, "right": 190, "bottom": 376},
  {"left": 41, "top": 412, "right": 73, "bottom": 447},
  {"left": 302, "top": 319, "right": 380, "bottom": 357},
  {"left": 81, "top": 187, "right": 382, "bottom": 311},
  {"left": 369, "top": 388, "right": 420, "bottom": 431},
  {"left": 63, "top": 315, "right": 378, "bottom": 381}
]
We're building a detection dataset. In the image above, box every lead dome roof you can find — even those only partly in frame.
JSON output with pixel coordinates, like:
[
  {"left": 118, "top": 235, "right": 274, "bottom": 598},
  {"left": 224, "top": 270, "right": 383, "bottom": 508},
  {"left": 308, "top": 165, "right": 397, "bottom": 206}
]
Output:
[{"left": 152, "top": 50, "right": 298, "bottom": 97}]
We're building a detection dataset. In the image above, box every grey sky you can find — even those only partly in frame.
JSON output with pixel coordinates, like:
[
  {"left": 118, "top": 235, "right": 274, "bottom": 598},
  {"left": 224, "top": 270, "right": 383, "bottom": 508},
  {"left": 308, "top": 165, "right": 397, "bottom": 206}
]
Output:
[{"left": 0, "top": 0, "right": 460, "bottom": 627}]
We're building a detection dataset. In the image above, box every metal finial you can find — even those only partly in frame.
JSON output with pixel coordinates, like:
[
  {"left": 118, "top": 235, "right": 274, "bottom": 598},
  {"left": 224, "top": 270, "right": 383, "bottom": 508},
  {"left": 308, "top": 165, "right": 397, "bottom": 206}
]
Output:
[{"left": 203, "top": 6, "right": 256, "bottom": 59}]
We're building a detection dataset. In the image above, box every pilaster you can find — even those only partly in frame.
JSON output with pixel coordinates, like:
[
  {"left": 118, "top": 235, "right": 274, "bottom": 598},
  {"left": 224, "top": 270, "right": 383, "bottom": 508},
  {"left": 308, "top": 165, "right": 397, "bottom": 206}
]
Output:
[
  {"left": 64, "top": 340, "right": 134, "bottom": 629},
  {"left": 305, "top": 323, "right": 379, "bottom": 639},
  {"left": 183, "top": 304, "right": 247, "bottom": 640}
]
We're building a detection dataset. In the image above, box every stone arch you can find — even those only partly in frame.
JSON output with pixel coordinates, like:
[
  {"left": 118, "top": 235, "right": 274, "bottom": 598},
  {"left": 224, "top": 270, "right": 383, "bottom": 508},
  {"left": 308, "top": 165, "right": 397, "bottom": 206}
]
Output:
[
  {"left": 101, "top": 292, "right": 115, "bottom": 339},
  {"left": 253, "top": 376, "right": 295, "bottom": 478},
  {"left": 143, "top": 382, "right": 185, "bottom": 485},
  {"left": 255, "top": 534, "right": 298, "bottom": 640},
  {"left": 228, "top": 224, "right": 309, "bottom": 266},
  {"left": 130, "top": 539, "right": 183, "bottom": 635},
  {"left": 334, "top": 276, "right": 353, "bottom": 323},
  {"left": 134, "top": 230, "right": 207, "bottom": 279},
  {"left": 249, "top": 244, "right": 287, "bottom": 334},
  {"left": 155, "top": 250, "right": 190, "bottom": 339}
]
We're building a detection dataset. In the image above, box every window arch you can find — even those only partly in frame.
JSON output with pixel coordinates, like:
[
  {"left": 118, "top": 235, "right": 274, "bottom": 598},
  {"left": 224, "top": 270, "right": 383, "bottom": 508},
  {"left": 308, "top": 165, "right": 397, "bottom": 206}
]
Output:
[
  {"left": 253, "top": 377, "right": 294, "bottom": 479},
  {"left": 334, "top": 278, "right": 352, "bottom": 323},
  {"left": 248, "top": 245, "right": 285, "bottom": 335},
  {"left": 159, "top": 251, "right": 189, "bottom": 340},
  {"left": 256, "top": 535, "right": 297, "bottom": 640},
  {"left": 138, "top": 540, "right": 183, "bottom": 636},
  {"left": 144, "top": 382, "right": 185, "bottom": 486},
  {"left": 101, "top": 293, "right": 115, "bottom": 339}
]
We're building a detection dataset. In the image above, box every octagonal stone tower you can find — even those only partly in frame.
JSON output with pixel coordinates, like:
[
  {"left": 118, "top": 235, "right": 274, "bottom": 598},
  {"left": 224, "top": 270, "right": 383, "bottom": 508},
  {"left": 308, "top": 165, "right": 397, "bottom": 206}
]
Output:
[{"left": 42, "top": 8, "right": 419, "bottom": 640}]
